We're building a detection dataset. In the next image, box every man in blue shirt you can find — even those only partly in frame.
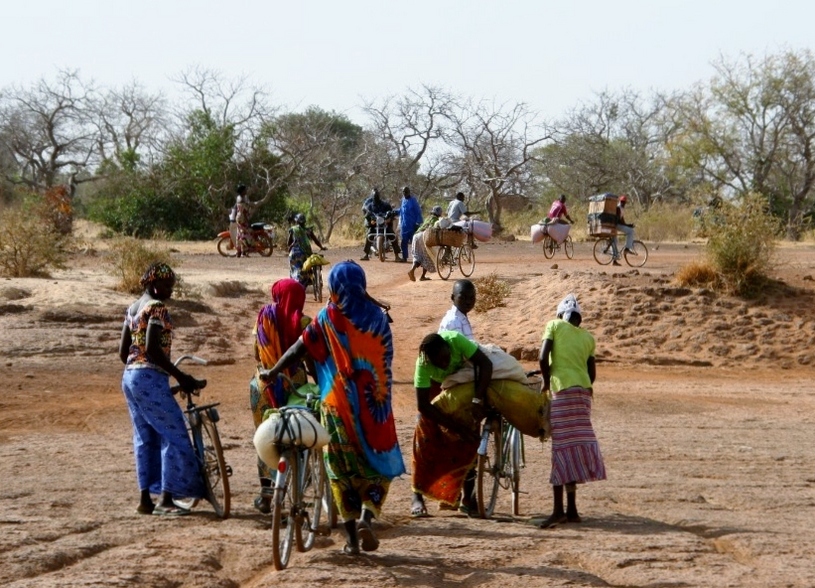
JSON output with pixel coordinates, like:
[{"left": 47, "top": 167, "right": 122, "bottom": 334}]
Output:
[{"left": 399, "top": 186, "right": 423, "bottom": 263}]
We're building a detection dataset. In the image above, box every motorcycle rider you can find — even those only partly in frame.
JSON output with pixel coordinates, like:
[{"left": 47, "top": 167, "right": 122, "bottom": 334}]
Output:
[
  {"left": 361, "top": 188, "right": 401, "bottom": 261},
  {"left": 287, "top": 212, "right": 325, "bottom": 286}
]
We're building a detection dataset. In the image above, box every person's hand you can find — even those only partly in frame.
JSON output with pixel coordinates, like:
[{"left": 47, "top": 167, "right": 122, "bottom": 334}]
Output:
[
  {"left": 470, "top": 401, "right": 485, "bottom": 423},
  {"left": 259, "top": 368, "right": 278, "bottom": 382},
  {"left": 177, "top": 372, "right": 199, "bottom": 394},
  {"left": 320, "top": 246, "right": 327, "bottom": 251}
]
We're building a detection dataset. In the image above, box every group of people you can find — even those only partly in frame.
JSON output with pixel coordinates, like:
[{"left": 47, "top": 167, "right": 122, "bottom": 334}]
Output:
[{"left": 119, "top": 255, "right": 607, "bottom": 553}]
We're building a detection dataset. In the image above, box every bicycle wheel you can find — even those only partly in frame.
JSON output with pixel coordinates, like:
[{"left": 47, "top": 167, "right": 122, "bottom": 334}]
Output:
[
  {"left": 458, "top": 244, "right": 475, "bottom": 277},
  {"left": 296, "top": 448, "right": 326, "bottom": 552},
  {"left": 200, "top": 413, "right": 231, "bottom": 518},
  {"left": 476, "top": 418, "right": 502, "bottom": 519},
  {"left": 272, "top": 454, "right": 298, "bottom": 571},
  {"left": 436, "top": 246, "right": 454, "bottom": 280},
  {"left": 563, "top": 236, "right": 574, "bottom": 260},
  {"left": 508, "top": 427, "right": 522, "bottom": 516},
  {"left": 216, "top": 236, "right": 236, "bottom": 258},
  {"left": 593, "top": 238, "right": 615, "bottom": 265},
  {"left": 312, "top": 266, "right": 323, "bottom": 303},
  {"left": 624, "top": 239, "right": 649, "bottom": 267},
  {"left": 258, "top": 236, "right": 274, "bottom": 257},
  {"left": 377, "top": 235, "right": 386, "bottom": 262},
  {"left": 542, "top": 235, "right": 556, "bottom": 259}
]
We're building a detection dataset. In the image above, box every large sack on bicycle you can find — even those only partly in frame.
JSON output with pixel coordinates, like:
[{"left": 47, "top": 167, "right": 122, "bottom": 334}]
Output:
[
  {"left": 441, "top": 343, "right": 527, "bottom": 388},
  {"left": 545, "top": 222, "right": 570, "bottom": 244},
  {"left": 302, "top": 253, "right": 330, "bottom": 272},
  {"left": 432, "top": 380, "right": 550, "bottom": 439},
  {"left": 531, "top": 223, "right": 546, "bottom": 244},
  {"left": 253, "top": 407, "right": 330, "bottom": 468}
]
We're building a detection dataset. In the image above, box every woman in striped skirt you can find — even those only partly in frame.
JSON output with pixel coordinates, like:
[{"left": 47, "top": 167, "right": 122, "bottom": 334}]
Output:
[{"left": 538, "top": 294, "right": 606, "bottom": 528}]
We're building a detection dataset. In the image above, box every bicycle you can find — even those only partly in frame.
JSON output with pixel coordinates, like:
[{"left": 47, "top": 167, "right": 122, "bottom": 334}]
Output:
[
  {"left": 542, "top": 233, "right": 574, "bottom": 260},
  {"left": 300, "top": 253, "right": 329, "bottom": 303},
  {"left": 170, "top": 355, "right": 232, "bottom": 519},
  {"left": 261, "top": 375, "right": 334, "bottom": 571},
  {"left": 475, "top": 371, "right": 542, "bottom": 519},
  {"left": 593, "top": 236, "right": 648, "bottom": 267},
  {"left": 436, "top": 230, "right": 476, "bottom": 280}
]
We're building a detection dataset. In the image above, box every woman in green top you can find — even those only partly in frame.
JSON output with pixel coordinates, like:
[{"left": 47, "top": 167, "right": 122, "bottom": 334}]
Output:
[
  {"left": 410, "top": 331, "right": 493, "bottom": 517},
  {"left": 538, "top": 294, "right": 606, "bottom": 529},
  {"left": 287, "top": 212, "right": 324, "bottom": 287}
]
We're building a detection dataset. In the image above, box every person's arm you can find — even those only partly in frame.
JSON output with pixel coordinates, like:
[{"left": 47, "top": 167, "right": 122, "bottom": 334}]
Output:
[
  {"left": 539, "top": 338, "right": 553, "bottom": 392},
  {"left": 308, "top": 229, "right": 325, "bottom": 250},
  {"left": 468, "top": 347, "right": 493, "bottom": 421},
  {"left": 118, "top": 321, "right": 131, "bottom": 365},
  {"left": 259, "top": 339, "right": 308, "bottom": 382},
  {"left": 145, "top": 322, "right": 199, "bottom": 392},
  {"left": 416, "top": 386, "right": 478, "bottom": 441},
  {"left": 587, "top": 356, "right": 596, "bottom": 386}
]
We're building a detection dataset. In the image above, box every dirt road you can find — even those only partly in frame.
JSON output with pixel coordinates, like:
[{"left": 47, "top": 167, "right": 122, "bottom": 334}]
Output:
[{"left": 1, "top": 237, "right": 814, "bottom": 587}]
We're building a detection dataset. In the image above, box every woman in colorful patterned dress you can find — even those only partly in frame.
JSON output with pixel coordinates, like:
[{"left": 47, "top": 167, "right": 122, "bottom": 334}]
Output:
[
  {"left": 287, "top": 212, "right": 324, "bottom": 286},
  {"left": 249, "top": 278, "right": 311, "bottom": 513},
  {"left": 118, "top": 262, "right": 205, "bottom": 516},
  {"left": 538, "top": 294, "right": 606, "bottom": 528},
  {"left": 261, "top": 261, "right": 405, "bottom": 555}
]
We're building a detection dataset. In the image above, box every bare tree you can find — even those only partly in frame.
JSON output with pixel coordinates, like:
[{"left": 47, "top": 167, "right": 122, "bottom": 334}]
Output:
[
  {"left": 361, "top": 85, "right": 459, "bottom": 200},
  {"left": 0, "top": 70, "right": 100, "bottom": 191},
  {"left": 445, "top": 99, "right": 549, "bottom": 227}
]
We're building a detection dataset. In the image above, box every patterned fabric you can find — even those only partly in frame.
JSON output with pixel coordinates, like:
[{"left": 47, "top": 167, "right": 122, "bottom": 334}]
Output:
[
  {"left": 301, "top": 261, "right": 405, "bottom": 481},
  {"left": 235, "top": 202, "right": 250, "bottom": 251},
  {"left": 288, "top": 226, "right": 313, "bottom": 285},
  {"left": 124, "top": 299, "right": 173, "bottom": 371},
  {"left": 411, "top": 231, "right": 436, "bottom": 273},
  {"left": 122, "top": 368, "right": 204, "bottom": 498},
  {"left": 139, "top": 262, "right": 175, "bottom": 289},
  {"left": 549, "top": 387, "right": 606, "bottom": 485}
]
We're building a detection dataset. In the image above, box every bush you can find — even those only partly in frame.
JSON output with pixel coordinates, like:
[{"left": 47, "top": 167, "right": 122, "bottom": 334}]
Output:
[
  {"left": 704, "top": 193, "right": 779, "bottom": 296},
  {"left": 0, "top": 202, "right": 71, "bottom": 277},
  {"left": 635, "top": 201, "right": 697, "bottom": 243},
  {"left": 107, "top": 238, "right": 178, "bottom": 294},
  {"left": 472, "top": 272, "right": 512, "bottom": 312}
]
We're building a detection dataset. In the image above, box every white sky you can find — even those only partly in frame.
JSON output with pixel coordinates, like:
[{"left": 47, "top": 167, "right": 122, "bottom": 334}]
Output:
[{"left": 3, "top": 0, "right": 813, "bottom": 124}]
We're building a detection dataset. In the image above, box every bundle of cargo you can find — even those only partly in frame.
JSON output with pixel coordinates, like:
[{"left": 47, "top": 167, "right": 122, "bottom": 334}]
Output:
[
  {"left": 424, "top": 227, "right": 467, "bottom": 248},
  {"left": 587, "top": 193, "right": 618, "bottom": 237}
]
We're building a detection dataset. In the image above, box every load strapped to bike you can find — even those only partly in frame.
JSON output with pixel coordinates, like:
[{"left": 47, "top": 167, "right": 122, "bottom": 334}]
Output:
[
  {"left": 302, "top": 253, "right": 330, "bottom": 272},
  {"left": 530, "top": 220, "right": 571, "bottom": 245},
  {"left": 424, "top": 226, "right": 467, "bottom": 248},
  {"left": 587, "top": 193, "right": 618, "bottom": 237}
]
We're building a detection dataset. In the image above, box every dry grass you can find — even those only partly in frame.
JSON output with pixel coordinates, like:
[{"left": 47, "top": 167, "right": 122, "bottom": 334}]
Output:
[
  {"left": 0, "top": 203, "right": 71, "bottom": 277},
  {"left": 107, "top": 238, "right": 178, "bottom": 294},
  {"left": 675, "top": 260, "right": 720, "bottom": 288},
  {"left": 473, "top": 272, "right": 512, "bottom": 312}
]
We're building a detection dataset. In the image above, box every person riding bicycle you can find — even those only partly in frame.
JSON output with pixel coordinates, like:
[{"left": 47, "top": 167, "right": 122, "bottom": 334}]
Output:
[
  {"left": 287, "top": 212, "right": 325, "bottom": 286},
  {"left": 361, "top": 188, "right": 401, "bottom": 261},
  {"left": 611, "top": 195, "right": 636, "bottom": 266},
  {"left": 447, "top": 192, "right": 481, "bottom": 248},
  {"left": 547, "top": 194, "right": 574, "bottom": 225}
]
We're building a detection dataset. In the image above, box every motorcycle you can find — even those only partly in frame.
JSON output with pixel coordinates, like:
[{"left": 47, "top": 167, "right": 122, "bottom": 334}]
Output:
[
  {"left": 216, "top": 222, "right": 275, "bottom": 257},
  {"left": 367, "top": 210, "right": 398, "bottom": 262}
]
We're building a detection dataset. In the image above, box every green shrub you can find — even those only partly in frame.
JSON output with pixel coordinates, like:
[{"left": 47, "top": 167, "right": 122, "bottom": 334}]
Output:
[
  {"left": 705, "top": 193, "right": 780, "bottom": 296},
  {"left": 107, "top": 238, "right": 178, "bottom": 294},
  {"left": 0, "top": 202, "right": 70, "bottom": 277},
  {"left": 473, "top": 272, "right": 512, "bottom": 312}
]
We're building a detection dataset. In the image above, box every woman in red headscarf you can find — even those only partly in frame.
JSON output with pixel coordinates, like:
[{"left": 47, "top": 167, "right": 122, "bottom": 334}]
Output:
[{"left": 249, "top": 278, "right": 311, "bottom": 513}]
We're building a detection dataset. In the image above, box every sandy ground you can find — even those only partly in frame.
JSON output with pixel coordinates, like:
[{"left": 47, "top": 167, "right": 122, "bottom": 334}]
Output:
[{"left": 1, "top": 230, "right": 815, "bottom": 587}]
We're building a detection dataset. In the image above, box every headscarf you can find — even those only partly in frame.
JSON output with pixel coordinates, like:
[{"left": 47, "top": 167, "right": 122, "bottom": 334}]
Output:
[
  {"left": 301, "top": 260, "right": 405, "bottom": 478},
  {"left": 270, "top": 278, "right": 306, "bottom": 352},
  {"left": 557, "top": 293, "right": 582, "bottom": 322},
  {"left": 431, "top": 205, "right": 442, "bottom": 216},
  {"left": 139, "top": 262, "right": 175, "bottom": 289}
]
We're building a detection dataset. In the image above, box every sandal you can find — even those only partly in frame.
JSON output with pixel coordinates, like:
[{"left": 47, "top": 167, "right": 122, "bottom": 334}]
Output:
[
  {"left": 152, "top": 505, "right": 191, "bottom": 517},
  {"left": 135, "top": 503, "right": 155, "bottom": 515},
  {"left": 411, "top": 504, "right": 430, "bottom": 518},
  {"left": 357, "top": 520, "right": 379, "bottom": 552},
  {"left": 342, "top": 543, "right": 361, "bottom": 556},
  {"left": 254, "top": 495, "right": 271, "bottom": 514},
  {"left": 538, "top": 513, "right": 567, "bottom": 529}
]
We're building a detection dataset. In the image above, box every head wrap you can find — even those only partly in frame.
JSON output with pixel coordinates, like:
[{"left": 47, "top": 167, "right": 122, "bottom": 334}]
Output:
[
  {"left": 328, "top": 260, "right": 369, "bottom": 318},
  {"left": 139, "top": 262, "right": 175, "bottom": 290},
  {"left": 270, "top": 278, "right": 306, "bottom": 352},
  {"left": 431, "top": 205, "right": 442, "bottom": 216},
  {"left": 557, "top": 293, "right": 582, "bottom": 322}
]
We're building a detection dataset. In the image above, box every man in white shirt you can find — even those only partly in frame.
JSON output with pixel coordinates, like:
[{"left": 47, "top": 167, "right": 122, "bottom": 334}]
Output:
[
  {"left": 446, "top": 192, "right": 469, "bottom": 222},
  {"left": 438, "top": 279, "right": 476, "bottom": 340}
]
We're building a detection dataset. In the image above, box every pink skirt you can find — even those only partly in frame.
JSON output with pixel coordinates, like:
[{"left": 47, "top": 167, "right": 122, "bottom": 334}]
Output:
[{"left": 549, "top": 387, "right": 606, "bottom": 486}]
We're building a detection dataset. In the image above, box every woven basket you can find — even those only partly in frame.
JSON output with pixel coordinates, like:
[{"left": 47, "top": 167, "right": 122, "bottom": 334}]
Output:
[{"left": 425, "top": 228, "right": 466, "bottom": 248}]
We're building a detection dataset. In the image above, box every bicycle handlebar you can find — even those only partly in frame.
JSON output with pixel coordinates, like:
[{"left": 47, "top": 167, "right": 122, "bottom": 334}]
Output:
[
  {"left": 173, "top": 355, "right": 208, "bottom": 367},
  {"left": 171, "top": 355, "right": 208, "bottom": 395}
]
